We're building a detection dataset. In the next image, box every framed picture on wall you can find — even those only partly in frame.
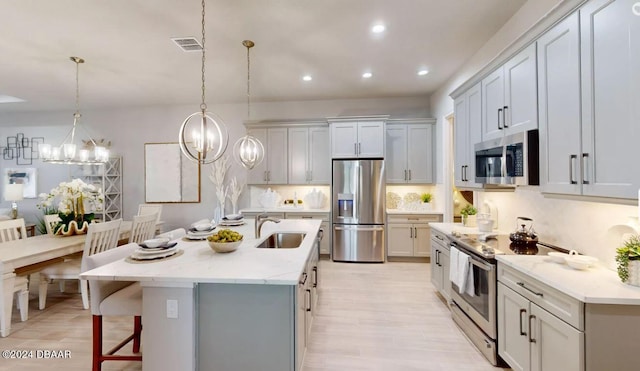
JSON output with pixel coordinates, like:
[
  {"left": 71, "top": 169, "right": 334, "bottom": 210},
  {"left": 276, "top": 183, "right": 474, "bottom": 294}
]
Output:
[{"left": 4, "top": 168, "right": 37, "bottom": 198}]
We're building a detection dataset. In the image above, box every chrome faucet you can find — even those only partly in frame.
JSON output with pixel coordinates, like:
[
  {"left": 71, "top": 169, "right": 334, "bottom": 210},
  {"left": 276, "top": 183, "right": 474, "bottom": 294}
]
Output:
[{"left": 255, "top": 213, "right": 281, "bottom": 238}]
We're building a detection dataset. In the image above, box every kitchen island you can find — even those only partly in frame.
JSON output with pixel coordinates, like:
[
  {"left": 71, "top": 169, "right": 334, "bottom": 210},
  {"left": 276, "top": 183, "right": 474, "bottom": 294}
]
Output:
[{"left": 81, "top": 219, "right": 322, "bottom": 371}]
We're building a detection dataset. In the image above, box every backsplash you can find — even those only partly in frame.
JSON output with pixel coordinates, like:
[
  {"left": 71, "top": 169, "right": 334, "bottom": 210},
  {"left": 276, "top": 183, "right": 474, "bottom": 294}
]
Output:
[
  {"left": 247, "top": 185, "right": 331, "bottom": 210},
  {"left": 477, "top": 188, "right": 638, "bottom": 270},
  {"left": 386, "top": 185, "right": 438, "bottom": 210}
]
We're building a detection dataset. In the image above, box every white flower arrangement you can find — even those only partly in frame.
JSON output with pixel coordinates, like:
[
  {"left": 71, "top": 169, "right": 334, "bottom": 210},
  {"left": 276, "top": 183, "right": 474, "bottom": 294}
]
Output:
[
  {"left": 38, "top": 179, "right": 104, "bottom": 227},
  {"left": 227, "top": 177, "right": 245, "bottom": 214}
]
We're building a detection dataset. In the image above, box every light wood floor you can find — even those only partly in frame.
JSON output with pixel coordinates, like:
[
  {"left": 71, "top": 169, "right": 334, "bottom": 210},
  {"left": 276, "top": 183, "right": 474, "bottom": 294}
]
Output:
[{"left": 0, "top": 262, "right": 509, "bottom": 370}]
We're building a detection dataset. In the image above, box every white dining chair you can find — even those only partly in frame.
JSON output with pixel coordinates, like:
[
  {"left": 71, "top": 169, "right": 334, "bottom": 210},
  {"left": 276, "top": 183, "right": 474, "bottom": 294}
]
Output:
[
  {"left": 83, "top": 242, "right": 142, "bottom": 370},
  {"left": 38, "top": 219, "right": 122, "bottom": 310},
  {"left": 156, "top": 228, "right": 186, "bottom": 240},
  {"left": 128, "top": 213, "right": 158, "bottom": 244},
  {"left": 43, "top": 214, "right": 62, "bottom": 235},
  {"left": 137, "top": 204, "right": 162, "bottom": 223},
  {"left": 0, "top": 218, "right": 30, "bottom": 321}
]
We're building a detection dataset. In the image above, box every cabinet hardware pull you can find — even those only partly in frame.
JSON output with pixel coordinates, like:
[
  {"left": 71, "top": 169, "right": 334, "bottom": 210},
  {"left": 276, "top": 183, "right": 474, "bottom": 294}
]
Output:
[
  {"left": 435, "top": 235, "right": 444, "bottom": 241},
  {"left": 301, "top": 216, "right": 313, "bottom": 219},
  {"left": 404, "top": 169, "right": 407, "bottom": 181},
  {"left": 300, "top": 272, "right": 308, "bottom": 285},
  {"left": 264, "top": 171, "right": 267, "bottom": 182},
  {"left": 313, "top": 267, "right": 318, "bottom": 288},
  {"left": 354, "top": 143, "right": 357, "bottom": 155},
  {"left": 519, "top": 309, "right": 527, "bottom": 336},
  {"left": 582, "top": 153, "right": 589, "bottom": 184},
  {"left": 498, "top": 108, "right": 503, "bottom": 130},
  {"left": 569, "top": 155, "right": 577, "bottom": 185},
  {"left": 358, "top": 142, "right": 361, "bottom": 154},
  {"left": 306, "top": 289, "right": 311, "bottom": 312},
  {"left": 517, "top": 282, "right": 544, "bottom": 297},
  {"left": 409, "top": 227, "right": 413, "bottom": 238},
  {"left": 528, "top": 315, "right": 536, "bottom": 343},
  {"left": 408, "top": 170, "right": 412, "bottom": 181},
  {"left": 503, "top": 106, "right": 509, "bottom": 128},
  {"left": 437, "top": 250, "right": 441, "bottom": 266},
  {"left": 414, "top": 227, "right": 417, "bottom": 237}
]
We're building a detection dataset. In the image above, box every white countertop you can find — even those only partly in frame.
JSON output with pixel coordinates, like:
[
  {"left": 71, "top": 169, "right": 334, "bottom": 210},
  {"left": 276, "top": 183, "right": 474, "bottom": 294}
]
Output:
[
  {"left": 430, "top": 222, "right": 505, "bottom": 235},
  {"left": 241, "top": 207, "right": 330, "bottom": 214},
  {"left": 497, "top": 255, "right": 640, "bottom": 305},
  {"left": 386, "top": 209, "right": 444, "bottom": 215},
  {"left": 81, "top": 219, "right": 322, "bottom": 286}
]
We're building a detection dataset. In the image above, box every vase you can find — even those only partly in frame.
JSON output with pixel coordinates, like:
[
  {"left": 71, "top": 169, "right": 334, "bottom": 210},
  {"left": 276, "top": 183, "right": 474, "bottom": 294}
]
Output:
[
  {"left": 463, "top": 214, "right": 477, "bottom": 227},
  {"left": 627, "top": 260, "right": 640, "bottom": 287},
  {"left": 55, "top": 220, "right": 89, "bottom": 236}
]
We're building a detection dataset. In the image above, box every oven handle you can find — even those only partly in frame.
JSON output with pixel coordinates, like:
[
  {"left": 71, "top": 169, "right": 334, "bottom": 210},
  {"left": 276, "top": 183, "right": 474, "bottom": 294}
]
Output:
[{"left": 449, "top": 244, "right": 494, "bottom": 271}]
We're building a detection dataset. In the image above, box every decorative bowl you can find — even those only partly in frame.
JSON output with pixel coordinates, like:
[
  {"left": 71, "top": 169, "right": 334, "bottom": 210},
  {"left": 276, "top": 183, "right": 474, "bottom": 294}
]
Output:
[
  {"left": 547, "top": 252, "right": 569, "bottom": 263},
  {"left": 143, "top": 237, "right": 170, "bottom": 248},
  {"left": 194, "top": 223, "right": 215, "bottom": 231},
  {"left": 565, "top": 255, "right": 597, "bottom": 270},
  {"left": 208, "top": 240, "right": 242, "bottom": 253}
]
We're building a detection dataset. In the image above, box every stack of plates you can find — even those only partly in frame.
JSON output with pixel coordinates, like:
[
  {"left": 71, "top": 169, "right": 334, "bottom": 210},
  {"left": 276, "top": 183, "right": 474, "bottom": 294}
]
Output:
[
  {"left": 186, "top": 228, "right": 215, "bottom": 240},
  {"left": 219, "top": 215, "right": 245, "bottom": 227},
  {"left": 130, "top": 245, "right": 179, "bottom": 261}
]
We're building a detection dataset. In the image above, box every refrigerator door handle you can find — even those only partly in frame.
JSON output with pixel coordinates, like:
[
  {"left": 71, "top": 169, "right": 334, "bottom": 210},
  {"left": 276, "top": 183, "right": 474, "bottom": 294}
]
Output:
[{"left": 334, "top": 226, "right": 385, "bottom": 232}]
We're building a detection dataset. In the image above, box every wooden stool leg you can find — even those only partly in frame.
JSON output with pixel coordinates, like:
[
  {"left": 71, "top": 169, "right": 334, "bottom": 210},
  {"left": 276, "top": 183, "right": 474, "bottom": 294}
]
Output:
[
  {"left": 92, "top": 315, "right": 103, "bottom": 371},
  {"left": 133, "top": 316, "right": 142, "bottom": 353}
]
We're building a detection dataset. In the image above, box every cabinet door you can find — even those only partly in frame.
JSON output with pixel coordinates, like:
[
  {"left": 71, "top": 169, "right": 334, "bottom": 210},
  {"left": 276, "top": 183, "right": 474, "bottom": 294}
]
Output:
[
  {"left": 331, "top": 123, "right": 358, "bottom": 158},
  {"left": 413, "top": 224, "right": 431, "bottom": 257},
  {"left": 266, "top": 128, "right": 288, "bottom": 184},
  {"left": 504, "top": 43, "right": 538, "bottom": 134},
  {"left": 581, "top": 0, "right": 640, "bottom": 199},
  {"left": 385, "top": 125, "right": 408, "bottom": 183},
  {"left": 387, "top": 223, "right": 413, "bottom": 256},
  {"left": 319, "top": 221, "right": 330, "bottom": 255},
  {"left": 357, "top": 121, "right": 385, "bottom": 157},
  {"left": 308, "top": 127, "right": 330, "bottom": 184},
  {"left": 407, "top": 124, "right": 433, "bottom": 184},
  {"left": 296, "top": 279, "right": 306, "bottom": 371},
  {"left": 288, "top": 128, "right": 309, "bottom": 184},
  {"left": 498, "top": 283, "right": 530, "bottom": 371},
  {"left": 537, "top": 12, "right": 582, "bottom": 195},
  {"left": 482, "top": 68, "right": 505, "bottom": 140},
  {"left": 454, "top": 95, "right": 468, "bottom": 187},
  {"left": 430, "top": 245, "right": 443, "bottom": 291},
  {"left": 466, "top": 83, "right": 483, "bottom": 188},
  {"left": 439, "top": 246, "right": 451, "bottom": 304},
  {"left": 247, "top": 128, "right": 268, "bottom": 184},
  {"left": 530, "top": 303, "right": 584, "bottom": 371}
]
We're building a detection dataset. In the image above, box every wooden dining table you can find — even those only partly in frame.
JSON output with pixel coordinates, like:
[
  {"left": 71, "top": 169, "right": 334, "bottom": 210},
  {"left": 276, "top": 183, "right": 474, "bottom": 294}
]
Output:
[{"left": 0, "top": 220, "right": 149, "bottom": 337}]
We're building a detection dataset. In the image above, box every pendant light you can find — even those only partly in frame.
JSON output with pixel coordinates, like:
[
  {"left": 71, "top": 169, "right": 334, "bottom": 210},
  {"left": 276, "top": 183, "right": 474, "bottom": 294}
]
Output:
[
  {"left": 233, "top": 40, "right": 264, "bottom": 170},
  {"left": 178, "top": 0, "right": 229, "bottom": 164},
  {"left": 39, "top": 57, "right": 109, "bottom": 164}
]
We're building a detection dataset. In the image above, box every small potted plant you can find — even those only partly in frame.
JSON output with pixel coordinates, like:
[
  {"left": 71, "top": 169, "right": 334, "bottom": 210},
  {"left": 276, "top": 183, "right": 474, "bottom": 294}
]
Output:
[
  {"left": 616, "top": 235, "right": 640, "bottom": 286},
  {"left": 420, "top": 193, "right": 432, "bottom": 210},
  {"left": 460, "top": 204, "right": 478, "bottom": 227}
]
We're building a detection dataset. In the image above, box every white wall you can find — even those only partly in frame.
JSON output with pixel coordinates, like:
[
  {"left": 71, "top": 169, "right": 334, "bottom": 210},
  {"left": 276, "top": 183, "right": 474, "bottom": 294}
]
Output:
[
  {"left": 428, "top": 0, "right": 636, "bottom": 270},
  {"left": 0, "top": 96, "right": 429, "bottom": 230}
]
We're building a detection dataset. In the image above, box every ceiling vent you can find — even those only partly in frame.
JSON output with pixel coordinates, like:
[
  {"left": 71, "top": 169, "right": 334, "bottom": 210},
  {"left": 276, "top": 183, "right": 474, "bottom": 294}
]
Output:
[{"left": 171, "top": 37, "right": 203, "bottom": 52}]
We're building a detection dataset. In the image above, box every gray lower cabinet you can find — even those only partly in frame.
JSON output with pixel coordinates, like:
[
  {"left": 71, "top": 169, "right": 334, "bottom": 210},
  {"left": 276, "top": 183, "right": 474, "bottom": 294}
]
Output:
[
  {"left": 430, "top": 228, "right": 451, "bottom": 304},
  {"left": 387, "top": 214, "right": 442, "bottom": 257},
  {"left": 198, "top": 235, "right": 320, "bottom": 371}
]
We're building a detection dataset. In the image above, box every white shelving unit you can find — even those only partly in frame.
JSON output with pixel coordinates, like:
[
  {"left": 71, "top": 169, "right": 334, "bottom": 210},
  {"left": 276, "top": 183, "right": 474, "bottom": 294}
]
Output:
[{"left": 70, "top": 157, "right": 122, "bottom": 221}]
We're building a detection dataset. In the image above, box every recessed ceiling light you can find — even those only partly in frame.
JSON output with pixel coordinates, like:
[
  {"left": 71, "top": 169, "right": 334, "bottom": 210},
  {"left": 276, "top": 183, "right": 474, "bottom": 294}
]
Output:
[
  {"left": 418, "top": 69, "right": 429, "bottom": 76},
  {"left": 371, "top": 24, "right": 386, "bottom": 34},
  {"left": 302, "top": 75, "right": 312, "bottom": 81},
  {"left": 362, "top": 72, "right": 373, "bottom": 79}
]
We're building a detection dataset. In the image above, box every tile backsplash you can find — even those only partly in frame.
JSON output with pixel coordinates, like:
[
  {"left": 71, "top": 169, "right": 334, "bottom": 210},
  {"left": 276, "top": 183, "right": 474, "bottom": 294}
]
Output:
[{"left": 478, "top": 187, "right": 638, "bottom": 270}]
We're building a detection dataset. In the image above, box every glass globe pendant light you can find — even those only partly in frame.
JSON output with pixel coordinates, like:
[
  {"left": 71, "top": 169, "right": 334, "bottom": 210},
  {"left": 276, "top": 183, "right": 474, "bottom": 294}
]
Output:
[
  {"left": 233, "top": 40, "right": 264, "bottom": 170},
  {"left": 178, "top": 0, "right": 229, "bottom": 164},
  {"left": 39, "top": 57, "right": 110, "bottom": 164}
]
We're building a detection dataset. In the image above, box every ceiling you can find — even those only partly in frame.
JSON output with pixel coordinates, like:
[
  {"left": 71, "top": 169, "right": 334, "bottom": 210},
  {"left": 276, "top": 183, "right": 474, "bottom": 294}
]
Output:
[{"left": 0, "top": 0, "right": 526, "bottom": 113}]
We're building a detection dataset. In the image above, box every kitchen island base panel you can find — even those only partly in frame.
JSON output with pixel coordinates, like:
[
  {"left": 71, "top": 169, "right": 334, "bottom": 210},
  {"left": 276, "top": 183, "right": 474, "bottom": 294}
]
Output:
[
  {"left": 585, "top": 304, "right": 640, "bottom": 371},
  {"left": 141, "top": 284, "right": 196, "bottom": 371},
  {"left": 198, "top": 283, "right": 296, "bottom": 371}
]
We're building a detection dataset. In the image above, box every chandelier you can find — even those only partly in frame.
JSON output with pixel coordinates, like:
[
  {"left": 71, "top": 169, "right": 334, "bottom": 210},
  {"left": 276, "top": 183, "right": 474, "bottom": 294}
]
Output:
[
  {"left": 178, "top": 0, "right": 229, "bottom": 164},
  {"left": 233, "top": 40, "right": 264, "bottom": 170},
  {"left": 40, "top": 57, "right": 109, "bottom": 164}
]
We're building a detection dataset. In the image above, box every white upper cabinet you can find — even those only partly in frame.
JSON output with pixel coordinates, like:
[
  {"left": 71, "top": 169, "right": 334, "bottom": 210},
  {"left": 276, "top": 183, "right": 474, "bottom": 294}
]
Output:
[
  {"left": 288, "top": 127, "right": 330, "bottom": 185},
  {"left": 247, "top": 127, "right": 288, "bottom": 184},
  {"left": 482, "top": 43, "right": 538, "bottom": 141},
  {"left": 330, "top": 119, "right": 385, "bottom": 158},
  {"left": 454, "top": 82, "right": 482, "bottom": 188},
  {"left": 386, "top": 120, "right": 435, "bottom": 184},
  {"left": 538, "top": 12, "right": 582, "bottom": 195},
  {"left": 580, "top": 0, "right": 640, "bottom": 199}
]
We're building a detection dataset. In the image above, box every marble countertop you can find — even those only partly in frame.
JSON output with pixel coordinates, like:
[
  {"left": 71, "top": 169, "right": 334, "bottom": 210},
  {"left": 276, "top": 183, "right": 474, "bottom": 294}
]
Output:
[
  {"left": 386, "top": 209, "right": 444, "bottom": 215},
  {"left": 497, "top": 255, "right": 640, "bottom": 305},
  {"left": 241, "top": 207, "right": 330, "bottom": 214},
  {"left": 81, "top": 219, "right": 322, "bottom": 286}
]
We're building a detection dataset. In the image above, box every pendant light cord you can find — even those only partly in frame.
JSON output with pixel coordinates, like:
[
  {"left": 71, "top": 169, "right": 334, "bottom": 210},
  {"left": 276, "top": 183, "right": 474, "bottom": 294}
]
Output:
[
  {"left": 200, "top": 0, "right": 207, "bottom": 111},
  {"left": 247, "top": 42, "right": 251, "bottom": 119},
  {"left": 75, "top": 60, "right": 80, "bottom": 117}
]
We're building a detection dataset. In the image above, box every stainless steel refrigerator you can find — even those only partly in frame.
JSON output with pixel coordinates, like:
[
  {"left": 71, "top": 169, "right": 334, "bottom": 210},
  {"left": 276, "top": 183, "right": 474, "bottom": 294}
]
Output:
[{"left": 332, "top": 159, "right": 385, "bottom": 262}]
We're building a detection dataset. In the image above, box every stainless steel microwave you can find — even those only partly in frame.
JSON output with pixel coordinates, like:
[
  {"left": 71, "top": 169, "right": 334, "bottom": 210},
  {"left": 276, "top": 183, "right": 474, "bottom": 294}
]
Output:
[{"left": 474, "top": 130, "right": 539, "bottom": 186}]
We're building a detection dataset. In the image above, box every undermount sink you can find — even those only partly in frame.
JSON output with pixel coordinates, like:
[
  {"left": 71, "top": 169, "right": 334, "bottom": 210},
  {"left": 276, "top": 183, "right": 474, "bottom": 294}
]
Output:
[{"left": 255, "top": 232, "right": 306, "bottom": 249}]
